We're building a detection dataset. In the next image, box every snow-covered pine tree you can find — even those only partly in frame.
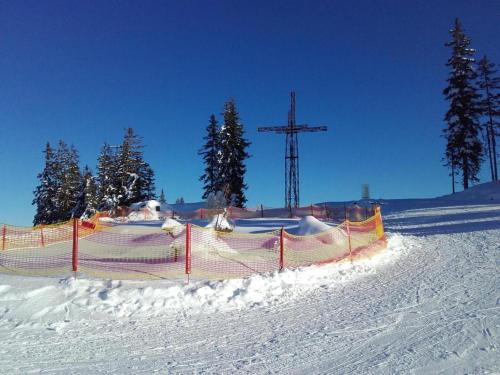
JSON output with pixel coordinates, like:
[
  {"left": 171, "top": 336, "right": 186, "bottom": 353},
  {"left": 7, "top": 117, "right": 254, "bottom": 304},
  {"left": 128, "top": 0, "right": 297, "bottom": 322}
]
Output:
[
  {"left": 73, "top": 165, "right": 99, "bottom": 219},
  {"left": 159, "top": 189, "right": 166, "bottom": 204},
  {"left": 117, "top": 128, "right": 156, "bottom": 206},
  {"left": 443, "top": 18, "right": 483, "bottom": 190},
  {"left": 138, "top": 162, "right": 156, "bottom": 201},
  {"left": 477, "top": 55, "right": 499, "bottom": 181},
  {"left": 97, "top": 143, "right": 120, "bottom": 211},
  {"left": 218, "top": 99, "right": 251, "bottom": 207},
  {"left": 199, "top": 114, "right": 221, "bottom": 199},
  {"left": 33, "top": 143, "right": 59, "bottom": 225},
  {"left": 55, "top": 142, "right": 82, "bottom": 221}
]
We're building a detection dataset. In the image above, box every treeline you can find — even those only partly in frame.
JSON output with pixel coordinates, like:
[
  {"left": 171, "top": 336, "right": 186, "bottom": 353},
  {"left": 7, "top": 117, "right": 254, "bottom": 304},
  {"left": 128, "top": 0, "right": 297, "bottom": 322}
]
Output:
[
  {"left": 443, "top": 18, "right": 499, "bottom": 191},
  {"left": 33, "top": 128, "right": 156, "bottom": 225}
]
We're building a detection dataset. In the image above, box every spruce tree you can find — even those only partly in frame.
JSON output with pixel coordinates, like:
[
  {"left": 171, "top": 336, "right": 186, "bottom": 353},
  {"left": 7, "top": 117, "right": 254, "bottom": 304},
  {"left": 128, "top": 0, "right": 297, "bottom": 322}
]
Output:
[
  {"left": 97, "top": 143, "right": 120, "bottom": 211},
  {"left": 199, "top": 114, "right": 221, "bottom": 199},
  {"left": 55, "top": 141, "right": 82, "bottom": 221},
  {"left": 477, "top": 55, "right": 499, "bottom": 181},
  {"left": 117, "top": 128, "right": 156, "bottom": 206},
  {"left": 159, "top": 189, "right": 166, "bottom": 204},
  {"left": 33, "top": 143, "right": 59, "bottom": 225},
  {"left": 443, "top": 18, "right": 482, "bottom": 190},
  {"left": 73, "top": 165, "right": 99, "bottom": 218},
  {"left": 219, "top": 99, "right": 251, "bottom": 207}
]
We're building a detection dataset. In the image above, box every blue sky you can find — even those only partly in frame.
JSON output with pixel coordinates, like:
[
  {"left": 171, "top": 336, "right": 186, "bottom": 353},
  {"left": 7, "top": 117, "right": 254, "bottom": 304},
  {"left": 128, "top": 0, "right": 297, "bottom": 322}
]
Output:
[{"left": 0, "top": 0, "right": 499, "bottom": 225}]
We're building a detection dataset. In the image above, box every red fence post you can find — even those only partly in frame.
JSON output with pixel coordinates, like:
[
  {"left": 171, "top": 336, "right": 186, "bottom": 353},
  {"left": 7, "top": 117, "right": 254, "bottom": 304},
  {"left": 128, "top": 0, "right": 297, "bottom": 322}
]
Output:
[
  {"left": 40, "top": 225, "right": 45, "bottom": 247},
  {"left": 344, "top": 207, "right": 352, "bottom": 259},
  {"left": 279, "top": 228, "right": 284, "bottom": 271},
  {"left": 185, "top": 223, "right": 191, "bottom": 279},
  {"left": 200, "top": 208, "right": 204, "bottom": 219},
  {"left": 2, "top": 225, "right": 6, "bottom": 251},
  {"left": 72, "top": 218, "right": 78, "bottom": 272}
]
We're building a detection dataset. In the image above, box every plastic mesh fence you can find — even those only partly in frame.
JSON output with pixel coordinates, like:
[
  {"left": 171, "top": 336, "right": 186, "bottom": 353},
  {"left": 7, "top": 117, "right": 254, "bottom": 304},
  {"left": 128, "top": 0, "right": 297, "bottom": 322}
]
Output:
[
  {"left": 190, "top": 227, "right": 280, "bottom": 279},
  {"left": 0, "top": 208, "right": 386, "bottom": 280}
]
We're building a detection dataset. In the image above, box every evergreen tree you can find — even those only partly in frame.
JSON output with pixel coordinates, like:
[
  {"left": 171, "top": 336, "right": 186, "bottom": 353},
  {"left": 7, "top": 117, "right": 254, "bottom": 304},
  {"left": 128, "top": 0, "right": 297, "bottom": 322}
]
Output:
[
  {"left": 218, "top": 99, "right": 251, "bottom": 207},
  {"left": 159, "top": 189, "right": 166, "bottom": 204},
  {"left": 477, "top": 55, "right": 500, "bottom": 181},
  {"left": 55, "top": 141, "right": 82, "bottom": 221},
  {"left": 443, "top": 18, "right": 483, "bottom": 190},
  {"left": 199, "top": 114, "right": 221, "bottom": 199},
  {"left": 73, "top": 165, "right": 99, "bottom": 218},
  {"left": 33, "top": 143, "right": 59, "bottom": 225},
  {"left": 117, "top": 128, "right": 156, "bottom": 206},
  {"left": 97, "top": 143, "right": 120, "bottom": 211}
]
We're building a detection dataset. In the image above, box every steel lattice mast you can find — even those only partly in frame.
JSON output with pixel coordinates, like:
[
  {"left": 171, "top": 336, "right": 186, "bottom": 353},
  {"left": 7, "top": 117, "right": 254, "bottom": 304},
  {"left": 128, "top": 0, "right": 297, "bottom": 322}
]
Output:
[{"left": 258, "top": 92, "right": 327, "bottom": 212}]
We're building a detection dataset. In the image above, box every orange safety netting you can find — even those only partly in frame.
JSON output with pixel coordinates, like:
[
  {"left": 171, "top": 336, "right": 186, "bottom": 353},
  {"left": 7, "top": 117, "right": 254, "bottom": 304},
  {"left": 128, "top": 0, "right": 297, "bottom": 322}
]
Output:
[{"left": 0, "top": 207, "right": 386, "bottom": 280}]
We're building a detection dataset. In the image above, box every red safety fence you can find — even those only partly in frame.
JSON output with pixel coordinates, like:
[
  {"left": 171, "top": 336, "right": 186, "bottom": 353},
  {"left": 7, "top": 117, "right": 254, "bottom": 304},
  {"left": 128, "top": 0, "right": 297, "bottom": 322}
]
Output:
[
  {"left": 0, "top": 207, "right": 386, "bottom": 281},
  {"left": 114, "top": 203, "right": 376, "bottom": 222}
]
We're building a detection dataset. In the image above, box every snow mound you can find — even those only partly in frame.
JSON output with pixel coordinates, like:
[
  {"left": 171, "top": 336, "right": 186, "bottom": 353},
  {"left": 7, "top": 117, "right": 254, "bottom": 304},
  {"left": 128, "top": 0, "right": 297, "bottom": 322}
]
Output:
[
  {"left": 296, "top": 215, "right": 332, "bottom": 235},
  {"left": 441, "top": 181, "right": 500, "bottom": 202},
  {"left": 205, "top": 214, "right": 235, "bottom": 231},
  {"left": 161, "top": 218, "right": 182, "bottom": 230},
  {"left": 128, "top": 200, "right": 168, "bottom": 221}
]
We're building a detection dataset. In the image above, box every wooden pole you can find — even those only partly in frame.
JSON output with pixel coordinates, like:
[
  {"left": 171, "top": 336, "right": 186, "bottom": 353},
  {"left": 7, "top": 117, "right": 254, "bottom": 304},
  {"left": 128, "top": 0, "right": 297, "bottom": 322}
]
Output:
[
  {"left": 185, "top": 223, "right": 191, "bottom": 279},
  {"left": 40, "top": 225, "right": 45, "bottom": 247},
  {"left": 2, "top": 225, "right": 6, "bottom": 251},
  {"left": 72, "top": 219, "right": 78, "bottom": 272},
  {"left": 279, "top": 228, "right": 284, "bottom": 271}
]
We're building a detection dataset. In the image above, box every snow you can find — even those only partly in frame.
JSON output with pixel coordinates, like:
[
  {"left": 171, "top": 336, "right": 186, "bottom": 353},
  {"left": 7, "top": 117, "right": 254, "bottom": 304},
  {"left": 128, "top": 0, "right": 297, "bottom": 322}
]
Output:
[
  {"left": 205, "top": 213, "right": 235, "bottom": 231},
  {"left": 161, "top": 218, "right": 182, "bottom": 230},
  {"left": 294, "top": 215, "right": 333, "bottom": 235},
  {"left": 0, "top": 186, "right": 499, "bottom": 373}
]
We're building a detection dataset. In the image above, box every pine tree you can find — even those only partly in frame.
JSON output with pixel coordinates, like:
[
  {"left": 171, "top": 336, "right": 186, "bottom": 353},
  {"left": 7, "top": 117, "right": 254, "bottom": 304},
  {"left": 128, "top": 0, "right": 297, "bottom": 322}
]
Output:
[
  {"left": 97, "top": 143, "right": 120, "bottom": 211},
  {"left": 199, "top": 114, "right": 221, "bottom": 199},
  {"left": 117, "top": 128, "right": 156, "bottom": 206},
  {"left": 73, "top": 165, "right": 99, "bottom": 218},
  {"left": 477, "top": 55, "right": 500, "bottom": 181},
  {"left": 159, "top": 189, "right": 166, "bottom": 204},
  {"left": 443, "top": 18, "right": 483, "bottom": 190},
  {"left": 33, "top": 143, "right": 59, "bottom": 225},
  {"left": 218, "top": 99, "right": 250, "bottom": 207},
  {"left": 55, "top": 141, "right": 82, "bottom": 221}
]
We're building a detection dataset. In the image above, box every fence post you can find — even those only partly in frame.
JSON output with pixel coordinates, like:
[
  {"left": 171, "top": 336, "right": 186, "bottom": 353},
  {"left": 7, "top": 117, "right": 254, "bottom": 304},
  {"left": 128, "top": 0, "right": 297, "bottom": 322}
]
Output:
[
  {"left": 344, "top": 206, "right": 352, "bottom": 259},
  {"left": 261, "top": 204, "right": 264, "bottom": 218},
  {"left": 200, "top": 208, "right": 204, "bottom": 219},
  {"left": 40, "top": 225, "right": 45, "bottom": 247},
  {"left": 185, "top": 223, "right": 191, "bottom": 281},
  {"left": 310, "top": 204, "right": 314, "bottom": 217},
  {"left": 2, "top": 225, "right": 6, "bottom": 251},
  {"left": 279, "top": 227, "right": 284, "bottom": 271},
  {"left": 72, "top": 218, "right": 78, "bottom": 273}
]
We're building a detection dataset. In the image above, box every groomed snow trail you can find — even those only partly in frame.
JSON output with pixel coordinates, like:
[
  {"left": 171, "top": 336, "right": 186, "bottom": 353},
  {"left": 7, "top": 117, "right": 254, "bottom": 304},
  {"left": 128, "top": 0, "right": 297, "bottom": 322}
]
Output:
[{"left": 0, "top": 204, "right": 498, "bottom": 374}]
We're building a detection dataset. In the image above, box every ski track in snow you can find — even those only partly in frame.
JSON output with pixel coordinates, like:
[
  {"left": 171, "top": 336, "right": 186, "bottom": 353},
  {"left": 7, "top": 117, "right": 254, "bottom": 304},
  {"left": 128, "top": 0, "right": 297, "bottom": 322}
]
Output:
[{"left": 0, "top": 204, "right": 499, "bottom": 373}]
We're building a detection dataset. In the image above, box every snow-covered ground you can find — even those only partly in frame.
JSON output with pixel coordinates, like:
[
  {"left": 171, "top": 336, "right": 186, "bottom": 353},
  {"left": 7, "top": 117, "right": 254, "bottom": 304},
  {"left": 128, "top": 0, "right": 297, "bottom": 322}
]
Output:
[{"left": 0, "top": 193, "right": 499, "bottom": 373}]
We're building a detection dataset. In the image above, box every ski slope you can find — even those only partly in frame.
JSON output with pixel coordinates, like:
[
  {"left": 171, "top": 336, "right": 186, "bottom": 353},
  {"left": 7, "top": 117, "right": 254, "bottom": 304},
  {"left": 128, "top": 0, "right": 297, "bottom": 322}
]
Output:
[{"left": 0, "top": 198, "right": 498, "bottom": 373}]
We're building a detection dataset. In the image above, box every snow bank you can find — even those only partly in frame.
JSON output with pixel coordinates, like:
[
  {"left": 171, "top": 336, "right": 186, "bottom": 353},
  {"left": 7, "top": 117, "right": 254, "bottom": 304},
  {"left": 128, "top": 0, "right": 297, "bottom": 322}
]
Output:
[
  {"left": 161, "top": 218, "right": 182, "bottom": 230},
  {"left": 441, "top": 180, "right": 500, "bottom": 202},
  {"left": 0, "top": 235, "right": 402, "bottom": 326},
  {"left": 128, "top": 200, "right": 168, "bottom": 221},
  {"left": 205, "top": 214, "right": 235, "bottom": 231},
  {"left": 295, "top": 215, "right": 332, "bottom": 235}
]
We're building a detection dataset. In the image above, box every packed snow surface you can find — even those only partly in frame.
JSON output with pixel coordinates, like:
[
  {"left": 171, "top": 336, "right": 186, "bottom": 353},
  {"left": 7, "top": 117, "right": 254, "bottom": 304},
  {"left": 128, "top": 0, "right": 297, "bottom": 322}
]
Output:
[{"left": 0, "top": 191, "right": 499, "bottom": 373}]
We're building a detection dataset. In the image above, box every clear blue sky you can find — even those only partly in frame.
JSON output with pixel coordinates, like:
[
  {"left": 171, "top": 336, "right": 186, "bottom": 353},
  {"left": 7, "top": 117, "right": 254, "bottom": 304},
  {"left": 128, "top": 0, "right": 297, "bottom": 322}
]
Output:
[{"left": 0, "top": 0, "right": 499, "bottom": 225}]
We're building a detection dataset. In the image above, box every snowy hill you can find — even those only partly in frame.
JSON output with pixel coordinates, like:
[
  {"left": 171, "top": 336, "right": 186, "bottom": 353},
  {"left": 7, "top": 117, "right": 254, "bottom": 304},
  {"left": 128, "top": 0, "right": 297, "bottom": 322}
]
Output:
[{"left": 0, "top": 196, "right": 498, "bottom": 373}]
